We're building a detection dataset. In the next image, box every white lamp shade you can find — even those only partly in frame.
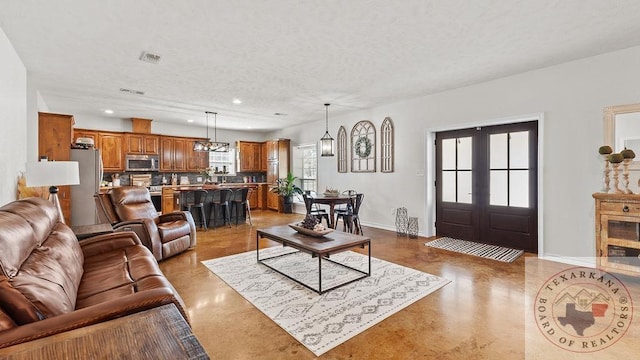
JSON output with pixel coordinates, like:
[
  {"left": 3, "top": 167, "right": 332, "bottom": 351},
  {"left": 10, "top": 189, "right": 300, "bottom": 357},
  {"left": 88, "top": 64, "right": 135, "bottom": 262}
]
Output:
[{"left": 26, "top": 161, "right": 80, "bottom": 187}]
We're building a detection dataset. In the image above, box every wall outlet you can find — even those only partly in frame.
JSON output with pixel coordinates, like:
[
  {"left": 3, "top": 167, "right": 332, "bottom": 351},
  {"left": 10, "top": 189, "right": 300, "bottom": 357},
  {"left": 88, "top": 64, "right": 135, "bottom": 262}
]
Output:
[{"left": 391, "top": 207, "right": 396, "bottom": 216}]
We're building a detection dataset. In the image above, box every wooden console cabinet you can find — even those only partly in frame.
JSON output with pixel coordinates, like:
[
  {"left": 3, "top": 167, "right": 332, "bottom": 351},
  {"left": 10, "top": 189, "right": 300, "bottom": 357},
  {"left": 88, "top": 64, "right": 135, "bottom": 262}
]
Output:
[{"left": 593, "top": 192, "right": 640, "bottom": 276}]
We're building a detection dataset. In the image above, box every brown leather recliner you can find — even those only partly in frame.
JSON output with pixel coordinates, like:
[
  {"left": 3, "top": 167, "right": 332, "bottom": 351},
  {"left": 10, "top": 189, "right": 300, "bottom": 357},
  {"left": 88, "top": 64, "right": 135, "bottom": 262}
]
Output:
[{"left": 94, "top": 186, "right": 196, "bottom": 261}]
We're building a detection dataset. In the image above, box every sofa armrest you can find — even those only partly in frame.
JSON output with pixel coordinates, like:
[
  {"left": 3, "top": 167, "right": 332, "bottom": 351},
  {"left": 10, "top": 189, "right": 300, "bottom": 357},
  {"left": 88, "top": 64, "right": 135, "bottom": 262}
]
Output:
[
  {"left": 0, "top": 288, "right": 186, "bottom": 349},
  {"left": 79, "top": 231, "right": 141, "bottom": 258},
  {"left": 159, "top": 211, "right": 196, "bottom": 248},
  {"left": 112, "top": 219, "right": 163, "bottom": 261}
]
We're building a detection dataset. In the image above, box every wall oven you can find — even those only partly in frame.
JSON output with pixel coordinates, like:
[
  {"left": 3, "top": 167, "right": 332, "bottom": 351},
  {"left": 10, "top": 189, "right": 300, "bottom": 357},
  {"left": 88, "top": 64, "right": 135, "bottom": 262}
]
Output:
[{"left": 125, "top": 154, "right": 160, "bottom": 172}]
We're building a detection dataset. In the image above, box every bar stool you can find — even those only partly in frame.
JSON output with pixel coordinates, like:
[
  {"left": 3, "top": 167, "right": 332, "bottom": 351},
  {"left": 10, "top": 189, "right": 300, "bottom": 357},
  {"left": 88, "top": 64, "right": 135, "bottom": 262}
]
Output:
[
  {"left": 230, "top": 188, "right": 251, "bottom": 227},
  {"left": 209, "top": 189, "right": 232, "bottom": 228},
  {"left": 182, "top": 190, "right": 209, "bottom": 231}
]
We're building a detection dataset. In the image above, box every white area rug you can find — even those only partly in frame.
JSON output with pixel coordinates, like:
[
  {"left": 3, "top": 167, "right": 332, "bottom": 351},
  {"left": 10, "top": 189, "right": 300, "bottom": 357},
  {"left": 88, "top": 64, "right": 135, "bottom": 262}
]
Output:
[
  {"left": 425, "top": 237, "right": 524, "bottom": 262},
  {"left": 202, "top": 247, "right": 450, "bottom": 356}
]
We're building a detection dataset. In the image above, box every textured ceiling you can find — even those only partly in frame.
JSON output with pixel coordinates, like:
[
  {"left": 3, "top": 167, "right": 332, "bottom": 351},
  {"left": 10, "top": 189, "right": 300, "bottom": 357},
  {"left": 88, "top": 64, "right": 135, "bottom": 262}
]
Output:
[{"left": 1, "top": 0, "right": 640, "bottom": 131}]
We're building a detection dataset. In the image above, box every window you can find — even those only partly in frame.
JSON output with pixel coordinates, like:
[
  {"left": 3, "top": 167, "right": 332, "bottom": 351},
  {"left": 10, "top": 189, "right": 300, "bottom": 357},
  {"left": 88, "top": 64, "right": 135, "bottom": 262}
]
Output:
[
  {"left": 292, "top": 144, "right": 317, "bottom": 194},
  {"left": 208, "top": 149, "right": 236, "bottom": 176}
]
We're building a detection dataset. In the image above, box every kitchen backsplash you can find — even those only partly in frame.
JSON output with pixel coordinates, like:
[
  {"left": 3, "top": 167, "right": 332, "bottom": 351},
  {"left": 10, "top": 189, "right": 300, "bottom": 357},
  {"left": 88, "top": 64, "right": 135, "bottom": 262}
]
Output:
[{"left": 103, "top": 172, "right": 267, "bottom": 186}]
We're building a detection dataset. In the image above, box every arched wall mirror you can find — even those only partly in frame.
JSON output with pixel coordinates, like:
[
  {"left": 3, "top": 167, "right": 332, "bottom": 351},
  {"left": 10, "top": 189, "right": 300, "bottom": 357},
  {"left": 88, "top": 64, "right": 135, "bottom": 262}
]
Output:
[{"left": 604, "top": 102, "right": 640, "bottom": 170}]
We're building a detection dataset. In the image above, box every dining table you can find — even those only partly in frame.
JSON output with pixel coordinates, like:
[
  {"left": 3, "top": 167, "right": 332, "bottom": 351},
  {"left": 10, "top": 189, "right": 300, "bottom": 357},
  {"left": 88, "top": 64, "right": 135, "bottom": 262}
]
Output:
[{"left": 310, "top": 194, "right": 352, "bottom": 229}]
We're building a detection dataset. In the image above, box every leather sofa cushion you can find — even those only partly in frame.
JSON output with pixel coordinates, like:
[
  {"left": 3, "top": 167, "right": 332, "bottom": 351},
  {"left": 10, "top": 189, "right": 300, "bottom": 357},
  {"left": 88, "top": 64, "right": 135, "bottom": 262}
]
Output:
[
  {"left": 157, "top": 221, "right": 191, "bottom": 243},
  {"left": 7, "top": 223, "right": 83, "bottom": 320},
  {"left": 109, "top": 187, "right": 159, "bottom": 222},
  {"left": 77, "top": 245, "right": 167, "bottom": 309},
  {"left": 0, "top": 197, "right": 83, "bottom": 323}
]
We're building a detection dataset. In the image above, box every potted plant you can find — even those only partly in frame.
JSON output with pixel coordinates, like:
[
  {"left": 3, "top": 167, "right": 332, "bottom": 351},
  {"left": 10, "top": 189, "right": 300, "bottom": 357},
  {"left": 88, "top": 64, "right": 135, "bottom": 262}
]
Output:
[{"left": 271, "top": 172, "right": 303, "bottom": 213}]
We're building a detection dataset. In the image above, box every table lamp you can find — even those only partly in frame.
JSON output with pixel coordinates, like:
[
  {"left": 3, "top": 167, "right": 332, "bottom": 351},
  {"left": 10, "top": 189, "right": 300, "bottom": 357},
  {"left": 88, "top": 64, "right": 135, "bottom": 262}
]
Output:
[{"left": 26, "top": 161, "right": 80, "bottom": 224}]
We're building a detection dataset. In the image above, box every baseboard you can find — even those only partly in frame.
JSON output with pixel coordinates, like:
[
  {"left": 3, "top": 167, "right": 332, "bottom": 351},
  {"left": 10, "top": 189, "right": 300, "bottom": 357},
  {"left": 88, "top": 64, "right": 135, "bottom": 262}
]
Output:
[{"left": 538, "top": 254, "right": 596, "bottom": 267}]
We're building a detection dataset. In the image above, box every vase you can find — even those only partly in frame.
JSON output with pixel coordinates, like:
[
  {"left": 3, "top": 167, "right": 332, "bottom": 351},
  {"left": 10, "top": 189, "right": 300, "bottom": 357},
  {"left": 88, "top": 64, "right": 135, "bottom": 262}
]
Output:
[
  {"left": 395, "top": 207, "right": 408, "bottom": 237},
  {"left": 408, "top": 217, "right": 419, "bottom": 239}
]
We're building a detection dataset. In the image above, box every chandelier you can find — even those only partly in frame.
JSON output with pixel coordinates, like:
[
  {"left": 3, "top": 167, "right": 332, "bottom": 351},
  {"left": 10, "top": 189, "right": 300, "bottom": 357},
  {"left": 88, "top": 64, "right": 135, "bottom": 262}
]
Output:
[
  {"left": 320, "top": 103, "right": 334, "bottom": 157},
  {"left": 193, "top": 111, "right": 229, "bottom": 152}
]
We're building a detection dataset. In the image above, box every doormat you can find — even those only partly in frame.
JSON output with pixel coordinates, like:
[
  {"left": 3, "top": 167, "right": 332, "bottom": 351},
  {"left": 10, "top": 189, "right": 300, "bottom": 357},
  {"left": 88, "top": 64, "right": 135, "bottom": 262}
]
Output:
[
  {"left": 425, "top": 237, "right": 524, "bottom": 263},
  {"left": 201, "top": 247, "right": 450, "bottom": 356}
]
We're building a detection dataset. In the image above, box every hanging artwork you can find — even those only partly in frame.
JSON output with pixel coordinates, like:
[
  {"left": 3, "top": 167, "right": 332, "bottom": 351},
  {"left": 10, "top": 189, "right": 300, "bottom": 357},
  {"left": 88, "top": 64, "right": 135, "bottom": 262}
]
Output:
[
  {"left": 380, "top": 117, "right": 394, "bottom": 172},
  {"left": 351, "top": 120, "right": 376, "bottom": 172},
  {"left": 337, "top": 126, "right": 348, "bottom": 173}
]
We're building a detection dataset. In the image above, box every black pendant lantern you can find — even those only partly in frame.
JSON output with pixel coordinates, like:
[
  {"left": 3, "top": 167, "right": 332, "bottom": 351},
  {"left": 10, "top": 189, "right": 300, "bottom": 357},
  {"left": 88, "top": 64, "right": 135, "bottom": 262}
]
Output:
[
  {"left": 193, "top": 111, "right": 229, "bottom": 152},
  {"left": 320, "top": 103, "right": 334, "bottom": 157}
]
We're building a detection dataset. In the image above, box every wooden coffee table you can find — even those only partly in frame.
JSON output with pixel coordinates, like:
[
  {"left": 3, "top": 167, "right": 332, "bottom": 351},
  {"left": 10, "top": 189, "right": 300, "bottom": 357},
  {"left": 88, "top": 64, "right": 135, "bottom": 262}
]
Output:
[{"left": 256, "top": 225, "right": 371, "bottom": 294}]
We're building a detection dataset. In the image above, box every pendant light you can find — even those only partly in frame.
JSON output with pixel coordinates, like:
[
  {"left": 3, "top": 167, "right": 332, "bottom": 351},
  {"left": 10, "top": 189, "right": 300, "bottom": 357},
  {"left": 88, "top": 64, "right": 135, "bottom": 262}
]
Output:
[
  {"left": 193, "top": 111, "right": 230, "bottom": 152},
  {"left": 320, "top": 103, "right": 334, "bottom": 157}
]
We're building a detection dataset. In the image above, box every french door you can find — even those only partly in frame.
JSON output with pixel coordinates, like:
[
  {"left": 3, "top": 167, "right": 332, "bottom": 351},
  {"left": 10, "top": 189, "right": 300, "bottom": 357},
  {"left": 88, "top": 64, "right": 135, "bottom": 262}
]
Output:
[{"left": 435, "top": 121, "right": 538, "bottom": 253}]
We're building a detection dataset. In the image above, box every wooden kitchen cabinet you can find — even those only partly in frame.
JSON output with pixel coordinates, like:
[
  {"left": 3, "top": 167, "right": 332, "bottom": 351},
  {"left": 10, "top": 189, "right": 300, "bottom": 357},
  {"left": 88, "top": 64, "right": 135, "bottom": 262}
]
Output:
[
  {"left": 260, "top": 142, "right": 267, "bottom": 172},
  {"left": 266, "top": 139, "right": 291, "bottom": 184},
  {"left": 593, "top": 192, "right": 640, "bottom": 276},
  {"left": 160, "top": 137, "right": 187, "bottom": 171},
  {"left": 237, "top": 141, "right": 263, "bottom": 172},
  {"left": 125, "top": 133, "right": 159, "bottom": 155},
  {"left": 73, "top": 129, "right": 99, "bottom": 146},
  {"left": 186, "top": 138, "right": 209, "bottom": 171},
  {"left": 267, "top": 190, "right": 280, "bottom": 211},
  {"left": 38, "top": 112, "right": 74, "bottom": 223},
  {"left": 162, "top": 187, "right": 176, "bottom": 213},
  {"left": 99, "top": 132, "right": 124, "bottom": 171},
  {"left": 248, "top": 184, "right": 268, "bottom": 209}
]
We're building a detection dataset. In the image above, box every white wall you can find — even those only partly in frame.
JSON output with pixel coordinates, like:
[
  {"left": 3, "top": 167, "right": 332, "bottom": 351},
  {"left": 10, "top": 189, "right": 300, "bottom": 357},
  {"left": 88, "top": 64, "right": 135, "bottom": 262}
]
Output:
[
  {"left": 274, "top": 45, "right": 640, "bottom": 260},
  {"left": 0, "top": 27, "right": 27, "bottom": 204}
]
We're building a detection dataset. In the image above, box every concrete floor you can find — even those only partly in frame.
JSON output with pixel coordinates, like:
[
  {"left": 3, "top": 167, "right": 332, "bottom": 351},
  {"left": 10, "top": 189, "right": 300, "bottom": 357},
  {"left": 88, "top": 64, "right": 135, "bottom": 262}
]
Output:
[{"left": 159, "top": 210, "right": 640, "bottom": 359}]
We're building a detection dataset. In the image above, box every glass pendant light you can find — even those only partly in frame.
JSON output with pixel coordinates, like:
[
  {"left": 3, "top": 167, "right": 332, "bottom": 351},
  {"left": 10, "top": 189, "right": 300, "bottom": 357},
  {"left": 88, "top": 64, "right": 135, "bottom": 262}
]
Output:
[
  {"left": 193, "top": 111, "right": 229, "bottom": 152},
  {"left": 320, "top": 103, "right": 334, "bottom": 157}
]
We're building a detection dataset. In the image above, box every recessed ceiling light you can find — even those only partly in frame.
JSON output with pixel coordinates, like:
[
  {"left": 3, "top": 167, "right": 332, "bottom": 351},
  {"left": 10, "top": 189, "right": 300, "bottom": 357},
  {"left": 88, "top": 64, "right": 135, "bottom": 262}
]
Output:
[
  {"left": 232, "top": 99, "right": 242, "bottom": 104},
  {"left": 104, "top": 109, "right": 114, "bottom": 114},
  {"left": 187, "top": 119, "right": 194, "bottom": 123}
]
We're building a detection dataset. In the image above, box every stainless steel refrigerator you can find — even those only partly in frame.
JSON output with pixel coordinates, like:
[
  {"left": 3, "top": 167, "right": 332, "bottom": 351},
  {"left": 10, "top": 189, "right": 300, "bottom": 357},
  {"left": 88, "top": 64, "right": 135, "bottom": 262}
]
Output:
[{"left": 70, "top": 148, "right": 103, "bottom": 226}]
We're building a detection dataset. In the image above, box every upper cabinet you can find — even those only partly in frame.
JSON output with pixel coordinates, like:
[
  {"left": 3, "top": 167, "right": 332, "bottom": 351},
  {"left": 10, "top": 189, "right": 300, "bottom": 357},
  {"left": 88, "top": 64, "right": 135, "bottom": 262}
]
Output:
[
  {"left": 74, "top": 128, "right": 125, "bottom": 171},
  {"left": 126, "top": 133, "right": 159, "bottom": 155},
  {"left": 186, "top": 138, "right": 209, "bottom": 171},
  {"left": 39, "top": 112, "right": 74, "bottom": 224},
  {"left": 73, "top": 129, "right": 99, "bottom": 147},
  {"left": 99, "top": 132, "right": 124, "bottom": 171},
  {"left": 266, "top": 138, "right": 291, "bottom": 185},
  {"left": 260, "top": 142, "right": 267, "bottom": 172},
  {"left": 237, "top": 141, "right": 263, "bottom": 172},
  {"left": 39, "top": 112, "right": 74, "bottom": 161},
  {"left": 160, "top": 137, "right": 186, "bottom": 172}
]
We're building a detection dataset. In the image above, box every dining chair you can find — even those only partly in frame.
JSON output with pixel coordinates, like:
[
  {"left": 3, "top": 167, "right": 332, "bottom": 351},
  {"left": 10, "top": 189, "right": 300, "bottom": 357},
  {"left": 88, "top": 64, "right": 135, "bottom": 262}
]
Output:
[
  {"left": 335, "top": 193, "right": 364, "bottom": 235},
  {"left": 209, "top": 188, "right": 233, "bottom": 228},
  {"left": 181, "top": 189, "right": 209, "bottom": 231},
  {"left": 230, "top": 188, "right": 251, "bottom": 227},
  {"left": 303, "top": 193, "right": 330, "bottom": 227}
]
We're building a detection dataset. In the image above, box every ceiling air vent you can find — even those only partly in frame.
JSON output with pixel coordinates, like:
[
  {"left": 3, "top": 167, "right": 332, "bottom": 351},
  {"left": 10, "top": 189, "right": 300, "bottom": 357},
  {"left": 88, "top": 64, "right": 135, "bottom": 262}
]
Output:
[
  {"left": 119, "top": 88, "right": 145, "bottom": 95},
  {"left": 139, "top": 51, "right": 161, "bottom": 64}
]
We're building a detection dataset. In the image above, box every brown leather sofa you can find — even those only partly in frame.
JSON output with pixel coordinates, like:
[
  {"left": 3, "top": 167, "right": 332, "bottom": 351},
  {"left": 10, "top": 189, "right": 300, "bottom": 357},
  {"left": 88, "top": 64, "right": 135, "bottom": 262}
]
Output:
[
  {"left": 0, "top": 197, "right": 188, "bottom": 349},
  {"left": 95, "top": 186, "right": 196, "bottom": 261}
]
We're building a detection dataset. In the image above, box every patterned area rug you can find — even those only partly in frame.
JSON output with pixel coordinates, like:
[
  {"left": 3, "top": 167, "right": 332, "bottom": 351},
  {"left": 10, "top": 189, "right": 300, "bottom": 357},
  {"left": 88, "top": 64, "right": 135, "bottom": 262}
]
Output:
[
  {"left": 201, "top": 247, "right": 450, "bottom": 356},
  {"left": 425, "top": 237, "right": 524, "bottom": 262}
]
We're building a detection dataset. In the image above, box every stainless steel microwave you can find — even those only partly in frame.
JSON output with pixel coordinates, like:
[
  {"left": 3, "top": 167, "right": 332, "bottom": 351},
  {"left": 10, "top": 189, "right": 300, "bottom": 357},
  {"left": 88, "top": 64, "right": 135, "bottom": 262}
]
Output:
[{"left": 125, "top": 154, "right": 160, "bottom": 172}]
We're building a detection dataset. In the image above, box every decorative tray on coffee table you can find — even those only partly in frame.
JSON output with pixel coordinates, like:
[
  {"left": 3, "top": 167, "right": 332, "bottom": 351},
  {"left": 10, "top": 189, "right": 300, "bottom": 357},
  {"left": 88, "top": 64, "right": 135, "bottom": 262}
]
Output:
[{"left": 289, "top": 223, "right": 334, "bottom": 237}]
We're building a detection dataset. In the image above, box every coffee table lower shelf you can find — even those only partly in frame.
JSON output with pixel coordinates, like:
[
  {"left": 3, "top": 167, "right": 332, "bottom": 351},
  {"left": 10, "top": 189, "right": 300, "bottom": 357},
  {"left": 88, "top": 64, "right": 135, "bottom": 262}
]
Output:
[{"left": 256, "top": 226, "right": 371, "bottom": 294}]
